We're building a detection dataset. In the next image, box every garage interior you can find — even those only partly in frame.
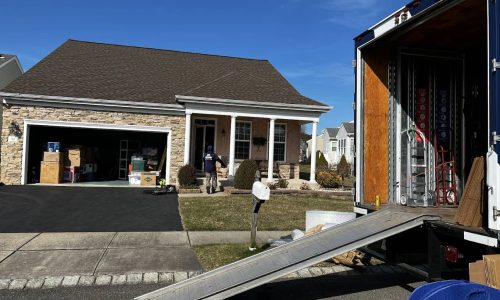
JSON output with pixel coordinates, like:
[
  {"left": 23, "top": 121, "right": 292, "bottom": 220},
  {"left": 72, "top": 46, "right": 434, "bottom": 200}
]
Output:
[
  {"left": 362, "top": 0, "right": 488, "bottom": 206},
  {"left": 26, "top": 125, "right": 168, "bottom": 187}
]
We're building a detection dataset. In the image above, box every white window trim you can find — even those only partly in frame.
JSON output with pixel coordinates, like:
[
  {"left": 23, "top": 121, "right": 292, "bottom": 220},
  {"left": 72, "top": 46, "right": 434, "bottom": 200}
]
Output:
[
  {"left": 266, "top": 122, "right": 287, "bottom": 163},
  {"left": 190, "top": 116, "right": 218, "bottom": 164},
  {"left": 235, "top": 120, "right": 252, "bottom": 161}
]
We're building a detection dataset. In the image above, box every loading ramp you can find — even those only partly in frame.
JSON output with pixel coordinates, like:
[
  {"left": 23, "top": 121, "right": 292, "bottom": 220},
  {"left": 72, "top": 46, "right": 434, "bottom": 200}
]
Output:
[{"left": 136, "top": 208, "right": 440, "bottom": 300}]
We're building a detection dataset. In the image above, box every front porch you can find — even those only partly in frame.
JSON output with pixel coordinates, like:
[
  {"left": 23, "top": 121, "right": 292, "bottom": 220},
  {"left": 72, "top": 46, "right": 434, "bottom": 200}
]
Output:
[{"left": 183, "top": 113, "right": 321, "bottom": 183}]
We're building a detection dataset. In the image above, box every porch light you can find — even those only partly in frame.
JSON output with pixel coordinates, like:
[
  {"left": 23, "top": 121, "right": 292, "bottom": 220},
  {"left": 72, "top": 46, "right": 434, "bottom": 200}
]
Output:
[{"left": 8, "top": 121, "right": 22, "bottom": 137}]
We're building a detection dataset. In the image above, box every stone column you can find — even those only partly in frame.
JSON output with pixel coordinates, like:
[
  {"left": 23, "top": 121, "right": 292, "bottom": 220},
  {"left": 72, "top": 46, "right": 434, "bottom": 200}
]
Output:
[
  {"left": 310, "top": 121, "right": 318, "bottom": 183},
  {"left": 268, "top": 118, "right": 275, "bottom": 181},
  {"left": 183, "top": 112, "right": 192, "bottom": 165},
  {"left": 229, "top": 115, "right": 236, "bottom": 176}
]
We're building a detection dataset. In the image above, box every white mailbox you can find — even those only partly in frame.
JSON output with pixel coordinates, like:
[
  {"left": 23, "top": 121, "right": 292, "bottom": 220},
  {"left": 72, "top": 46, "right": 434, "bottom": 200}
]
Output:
[{"left": 252, "top": 181, "right": 270, "bottom": 201}]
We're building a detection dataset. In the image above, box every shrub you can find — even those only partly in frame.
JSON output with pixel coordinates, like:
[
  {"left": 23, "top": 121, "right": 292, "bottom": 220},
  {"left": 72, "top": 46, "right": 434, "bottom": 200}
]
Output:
[
  {"left": 267, "top": 182, "right": 277, "bottom": 190},
  {"left": 300, "top": 182, "right": 310, "bottom": 190},
  {"left": 178, "top": 165, "right": 197, "bottom": 188},
  {"left": 316, "top": 170, "right": 342, "bottom": 188},
  {"left": 234, "top": 160, "right": 258, "bottom": 189},
  {"left": 277, "top": 179, "right": 288, "bottom": 189},
  {"left": 337, "top": 155, "right": 351, "bottom": 178},
  {"left": 316, "top": 151, "right": 329, "bottom": 171}
]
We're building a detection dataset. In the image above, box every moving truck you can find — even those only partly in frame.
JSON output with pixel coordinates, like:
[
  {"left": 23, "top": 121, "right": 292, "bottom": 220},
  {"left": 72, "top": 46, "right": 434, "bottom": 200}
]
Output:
[{"left": 354, "top": 0, "right": 500, "bottom": 278}]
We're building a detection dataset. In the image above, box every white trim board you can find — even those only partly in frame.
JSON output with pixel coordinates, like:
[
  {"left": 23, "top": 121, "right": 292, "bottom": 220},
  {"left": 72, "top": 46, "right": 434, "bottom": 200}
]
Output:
[
  {"left": 21, "top": 119, "right": 172, "bottom": 185},
  {"left": 463, "top": 231, "right": 498, "bottom": 248}
]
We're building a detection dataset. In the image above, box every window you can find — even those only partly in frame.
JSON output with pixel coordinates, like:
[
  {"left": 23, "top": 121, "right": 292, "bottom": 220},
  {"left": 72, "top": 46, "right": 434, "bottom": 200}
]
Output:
[
  {"left": 273, "top": 124, "right": 287, "bottom": 162},
  {"left": 331, "top": 140, "right": 338, "bottom": 152},
  {"left": 350, "top": 138, "right": 355, "bottom": 157},
  {"left": 235, "top": 121, "right": 251, "bottom": 159},
  {"left": 340, "top": 139, "right": 346, "bottom": 155}
]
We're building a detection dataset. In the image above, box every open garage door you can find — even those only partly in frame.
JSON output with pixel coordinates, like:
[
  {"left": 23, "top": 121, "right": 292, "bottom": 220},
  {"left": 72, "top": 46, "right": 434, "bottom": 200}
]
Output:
[{"left": 22, "top": 120, "right": 171, "bottom": 186}]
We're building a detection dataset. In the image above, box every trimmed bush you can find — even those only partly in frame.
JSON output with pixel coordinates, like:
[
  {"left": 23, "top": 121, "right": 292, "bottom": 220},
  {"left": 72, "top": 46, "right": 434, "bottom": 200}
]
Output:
[
  {"left": 178, "top": 164, "right": 197, "bottom": 188},
  {"left": 300, "top": 182, "right": 310, "bottom": 190},
  {"left": 277, "top": 179, "right": 289, "bottom": 189},
  {"left": 337, "top": 155, "right": 351, "bottom": 178},
  {"left": 234, "top": 160, "right": 258, "bottom": 189},
  {"left": 316, "top": 170, "right": 342, "bottom": 188},
  {"left": 316, "top": 151, "right": 329, "bottom": 171}
]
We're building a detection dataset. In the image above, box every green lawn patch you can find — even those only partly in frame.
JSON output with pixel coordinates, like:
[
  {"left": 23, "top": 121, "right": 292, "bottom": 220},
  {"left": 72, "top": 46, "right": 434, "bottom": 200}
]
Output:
[
  {"left": 179, "top": 195, "right": 353, "bottom": 231},
  {"left": 193, "top": 244, "right": 267, "bottom": 271}
]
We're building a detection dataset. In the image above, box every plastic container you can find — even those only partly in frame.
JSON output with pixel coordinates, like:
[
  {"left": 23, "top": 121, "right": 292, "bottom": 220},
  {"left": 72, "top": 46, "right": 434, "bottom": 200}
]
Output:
[
  {"left": 305, "top": 211, "right": 356, "bottom": 231},
  {"left": 131, "top": 160, "right": 145, "bottom": 171},
  {"left": 47, "top": 142, "right": 60, "bottom": 152},
  {"left": 128, "top": 172, "right": 141, "bottom": 185}
]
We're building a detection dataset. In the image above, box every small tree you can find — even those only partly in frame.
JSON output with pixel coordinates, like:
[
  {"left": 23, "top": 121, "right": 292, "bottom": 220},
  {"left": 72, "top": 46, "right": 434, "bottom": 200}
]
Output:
[
  {"left": 234, "top": 160, "right": 259, "bottom": 190},
  {"left": 337, "top": 155, "right": 351, "bottom": 189},
  {"left": 316, "top": 151, "right": 329, "bottom": 172}
]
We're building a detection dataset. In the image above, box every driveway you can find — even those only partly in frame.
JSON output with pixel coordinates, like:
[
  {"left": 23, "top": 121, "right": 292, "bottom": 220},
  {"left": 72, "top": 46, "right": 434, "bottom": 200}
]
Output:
[{"left": 0, "top": 186, "right": 183, "bottom": 232}]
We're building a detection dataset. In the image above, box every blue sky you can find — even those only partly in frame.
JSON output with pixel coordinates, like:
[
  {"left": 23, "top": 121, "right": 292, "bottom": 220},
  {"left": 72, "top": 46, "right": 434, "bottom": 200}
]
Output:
[{"left": 2, "top": 0, "right": 408, "bottom": 132}]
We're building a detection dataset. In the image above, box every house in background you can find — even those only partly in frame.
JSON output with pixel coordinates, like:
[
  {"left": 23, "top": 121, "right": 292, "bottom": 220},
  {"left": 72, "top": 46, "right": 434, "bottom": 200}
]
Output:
[
  {"left": 0, "top": 40, "right": 331, "bottom": 186},
  {"left": 0, "top": 54, "right": 23, "bottom": 174},
  {"left": 336, "top": 121, "right": 355, "bottom": 165},
  {"left": 306, "top": 132, "right": 323, "bottom": 161},
  {"left": 321, "top": 127, "right": 339, "bottom": 166}
]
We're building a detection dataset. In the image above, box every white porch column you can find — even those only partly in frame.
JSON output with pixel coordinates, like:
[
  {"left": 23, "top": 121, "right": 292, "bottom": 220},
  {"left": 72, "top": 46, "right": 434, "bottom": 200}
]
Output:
[
  {"left": 268, "top": 118, "right": 275, "bottom": 181},
  {"left": 228, "top": 115, "right": 237, "bottom": 176},
  {"left": 310, "top": 121, "right": 318, "bottom": 183},
  {"left": 183, "top": 112, "right": 192, "bottom": 165}
]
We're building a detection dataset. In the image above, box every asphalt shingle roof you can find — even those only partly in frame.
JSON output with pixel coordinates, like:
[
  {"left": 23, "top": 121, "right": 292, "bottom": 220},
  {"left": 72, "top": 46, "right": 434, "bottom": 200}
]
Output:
[
  {"left": 325, "top": 127, "right": 339, "bottom": 138},
  {"left": 2, "top": 40, "right": 327, "bottom": 107},
  {"left": 342, "top": 122, "right": 355, "bottom": 134}
]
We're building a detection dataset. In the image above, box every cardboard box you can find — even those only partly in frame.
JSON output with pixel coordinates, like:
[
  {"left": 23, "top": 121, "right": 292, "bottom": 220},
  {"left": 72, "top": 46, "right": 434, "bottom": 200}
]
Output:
[
  {"left": 469, "top": 260, "right": 487, "bottom": 285},
  {"left": 63, "top": 166, "right": 80, "bottom": 183},
  {"left": 40, "top": 161, "right": 63, "bottom": 184},
  {"left": 484, "top": 254, "right": 500, "bottom": 288},
  {"left": 43, "top": 151, "right": 63, "bottom": 162},
  {"left": 129, "top": 171, "right": 141, "bottom": 185},
  {"left": 140, "top": 172, "right": 157, "bottom": 186},
  {"left": 68, "top": 147, "right": 86, "bottom": 166}
]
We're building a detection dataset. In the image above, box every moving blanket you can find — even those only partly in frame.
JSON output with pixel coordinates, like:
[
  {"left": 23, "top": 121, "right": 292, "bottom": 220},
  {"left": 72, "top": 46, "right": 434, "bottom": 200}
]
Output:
[{"left": 409, "top": 280, "right": 500, "bottom": 300}]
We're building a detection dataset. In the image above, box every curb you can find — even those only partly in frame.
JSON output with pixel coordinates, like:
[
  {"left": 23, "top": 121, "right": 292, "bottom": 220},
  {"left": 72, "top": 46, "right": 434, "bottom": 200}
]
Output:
[{"left": 0, "top": 265, "right": 403, "bottom": 291}]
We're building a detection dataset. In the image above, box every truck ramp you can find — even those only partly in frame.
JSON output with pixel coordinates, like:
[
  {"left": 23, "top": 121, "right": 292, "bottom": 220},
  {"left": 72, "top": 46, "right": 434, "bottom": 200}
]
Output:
[{"left": 136, "top": 208, "right": 440, "bottom": 300}]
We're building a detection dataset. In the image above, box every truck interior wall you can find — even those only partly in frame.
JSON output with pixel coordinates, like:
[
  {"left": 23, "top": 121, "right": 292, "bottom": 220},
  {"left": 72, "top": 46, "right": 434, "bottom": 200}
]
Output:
[{"left": 363, "top": 49, "right": 389, "bottom": 204}]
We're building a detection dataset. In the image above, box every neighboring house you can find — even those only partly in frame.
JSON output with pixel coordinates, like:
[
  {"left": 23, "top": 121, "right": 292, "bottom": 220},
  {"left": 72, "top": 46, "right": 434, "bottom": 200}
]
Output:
[
  {"left": 336, "top": 121, "right": 355, "bottom": 165},
  {"left": 0, "top": 54, "right": 23, "bottom": 176},
  {"left": 306, "top": 133, "right": 324, "bottom": 160},
  {"left": 321, "top": 127, "right": 339, "bottom": 166},
  {"left": 0, "top": 40, "right": 331, "bottom": 185}
]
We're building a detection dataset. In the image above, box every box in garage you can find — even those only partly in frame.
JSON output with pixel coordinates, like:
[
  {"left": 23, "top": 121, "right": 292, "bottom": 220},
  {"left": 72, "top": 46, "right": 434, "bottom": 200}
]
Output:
[
  {"left": 129, "top": 171, "right": 141, "bottom": 185},
  {"left": 43, "top": 151, "right": 63, "bottom": 162},
  {"left": 68, "top": 147, "right": 86, "bottom": 166},
  {"left": 63, "top": 166, "right": 80, "bottom": 183},
  {"left": 40, "top": 161, "right": 63, "bottom": 184},
  {"left": 140, "top": 172, "right": 157, "bottom": 186}
]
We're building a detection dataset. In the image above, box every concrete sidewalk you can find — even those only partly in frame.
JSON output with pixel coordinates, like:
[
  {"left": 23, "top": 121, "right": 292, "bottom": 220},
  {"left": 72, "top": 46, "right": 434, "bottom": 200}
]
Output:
[{"left": 0, "top": 231, "right": 289, "bottom": 286}]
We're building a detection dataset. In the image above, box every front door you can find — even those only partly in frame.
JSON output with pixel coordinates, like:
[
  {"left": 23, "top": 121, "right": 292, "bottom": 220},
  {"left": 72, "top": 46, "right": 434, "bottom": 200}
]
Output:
[{"left": 193, "top": 120, "right": 216, "bottom": 170}]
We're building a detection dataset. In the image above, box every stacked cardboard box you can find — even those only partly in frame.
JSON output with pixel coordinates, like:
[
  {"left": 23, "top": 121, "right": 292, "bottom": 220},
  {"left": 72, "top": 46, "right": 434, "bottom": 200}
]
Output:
[
  {"left": 40, "top": 152, "right": 63, "bottom": 184},
  {"left": 469, "top": 254, "right": 500, "bottom": 288},
  {"left": 64, "top": 146, "right": 98, "bottom": 182}
]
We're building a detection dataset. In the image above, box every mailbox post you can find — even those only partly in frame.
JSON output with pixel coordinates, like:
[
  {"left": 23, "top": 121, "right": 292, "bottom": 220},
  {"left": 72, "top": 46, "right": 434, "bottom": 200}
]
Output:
[{"left": 250, "top": 181, "right": 270, "bottom": 251}]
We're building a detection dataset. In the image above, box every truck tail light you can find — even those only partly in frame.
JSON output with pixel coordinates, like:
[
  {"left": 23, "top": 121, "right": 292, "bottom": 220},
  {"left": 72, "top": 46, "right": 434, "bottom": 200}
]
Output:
[{"left": 444, "top": 245, "right": 460, "bottom": 263}]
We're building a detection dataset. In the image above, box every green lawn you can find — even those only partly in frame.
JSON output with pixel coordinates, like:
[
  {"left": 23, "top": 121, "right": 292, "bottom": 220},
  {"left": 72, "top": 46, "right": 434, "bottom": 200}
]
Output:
[
  {"left": 193, "top": 244, "right": 267, "bottom": 271},
  {"left": 179, "top": 195, "right": 353, "bottom": 231}
]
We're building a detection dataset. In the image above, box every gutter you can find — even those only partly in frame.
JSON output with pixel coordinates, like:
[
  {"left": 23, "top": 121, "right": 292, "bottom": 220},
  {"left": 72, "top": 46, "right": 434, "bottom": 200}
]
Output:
[
  {"left": 0, "top": 92, "right": 186, "bottom": 115},
  {"left": 175, "top": 95, "right": 332, "bottom": 113}
]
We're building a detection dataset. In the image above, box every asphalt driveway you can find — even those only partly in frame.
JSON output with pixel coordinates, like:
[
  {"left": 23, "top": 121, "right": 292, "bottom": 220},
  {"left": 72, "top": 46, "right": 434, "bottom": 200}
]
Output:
[{"left": 0, "top": 186, "right": 183, "bottom": 232}]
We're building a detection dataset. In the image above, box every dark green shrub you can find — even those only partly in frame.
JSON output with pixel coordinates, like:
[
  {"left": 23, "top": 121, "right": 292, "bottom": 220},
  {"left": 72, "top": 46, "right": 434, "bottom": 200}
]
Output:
[
  {"left": 277, "top": 179, "right": 288, "bottom": 189},
  {"left": 234, "top": 160, "right": 258, "bottom": 189},
  {"left": 267, "top": 182, "right": 277, "bottom": 190},
  {"left": 337, "top": 154, "right": 351, "bottom": 188},
  {"left": 316, "top": 151, "right": 329, "bottom": 171},
  {"left": 178, "top": 164, "right": 196, "bottom": 188},
  {"left": 316, "top": 170, "right": 341, "bottom": 188}
]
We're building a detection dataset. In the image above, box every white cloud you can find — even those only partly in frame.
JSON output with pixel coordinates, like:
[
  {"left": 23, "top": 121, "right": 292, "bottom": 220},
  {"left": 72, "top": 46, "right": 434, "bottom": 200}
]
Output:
[{"left": 323, "top": 0, "right": 387, "bottom": 29}]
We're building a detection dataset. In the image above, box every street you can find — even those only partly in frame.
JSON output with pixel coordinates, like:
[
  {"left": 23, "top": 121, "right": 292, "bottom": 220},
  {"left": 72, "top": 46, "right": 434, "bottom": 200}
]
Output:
[{"left": 0, "top": 272, "right": 426, "bottom": 300}]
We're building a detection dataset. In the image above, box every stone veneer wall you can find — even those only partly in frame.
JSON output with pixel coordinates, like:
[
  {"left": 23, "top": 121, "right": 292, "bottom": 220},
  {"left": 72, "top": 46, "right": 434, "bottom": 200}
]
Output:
[{"left": 0, "top": 105, "right": 185, "bottom": 185}]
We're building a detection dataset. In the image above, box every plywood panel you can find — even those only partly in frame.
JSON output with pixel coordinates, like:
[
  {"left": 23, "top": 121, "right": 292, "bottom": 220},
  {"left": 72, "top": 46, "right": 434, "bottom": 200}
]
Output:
[{"left": 363, "top": 50, "right": 389, "bottom": 203}]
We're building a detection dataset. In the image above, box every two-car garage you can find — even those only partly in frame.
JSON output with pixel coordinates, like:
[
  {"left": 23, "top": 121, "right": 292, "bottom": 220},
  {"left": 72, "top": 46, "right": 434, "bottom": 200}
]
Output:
[{"left": 21, "top": 120, "right": 171, "bottom": 187}]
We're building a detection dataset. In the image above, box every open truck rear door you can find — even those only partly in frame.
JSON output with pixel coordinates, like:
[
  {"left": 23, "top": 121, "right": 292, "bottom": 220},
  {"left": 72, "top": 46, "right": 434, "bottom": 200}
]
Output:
[{"left": 488, "top": 0, "right": 500, "bottom": 231}]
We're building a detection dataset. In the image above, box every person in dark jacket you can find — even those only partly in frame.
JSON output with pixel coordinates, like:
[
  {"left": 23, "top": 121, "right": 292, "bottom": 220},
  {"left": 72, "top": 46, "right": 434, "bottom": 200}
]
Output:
[{"left": 203, "top": 145, "right": 226, "bottom": 194}]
